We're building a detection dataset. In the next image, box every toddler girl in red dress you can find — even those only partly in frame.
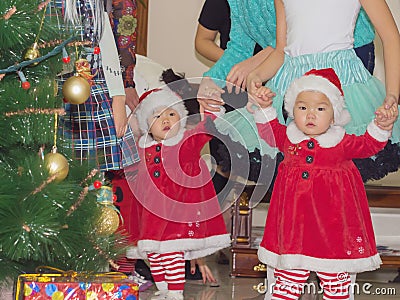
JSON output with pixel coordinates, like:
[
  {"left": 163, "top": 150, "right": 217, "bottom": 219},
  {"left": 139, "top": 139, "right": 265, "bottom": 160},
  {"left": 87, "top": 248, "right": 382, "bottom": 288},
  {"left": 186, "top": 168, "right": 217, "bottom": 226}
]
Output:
[
  {"left": 246, "top": 68, "right": 396, "bottom": 299},
  {"left": 125, "top": 88, "right": 231, "bottom": 300}
]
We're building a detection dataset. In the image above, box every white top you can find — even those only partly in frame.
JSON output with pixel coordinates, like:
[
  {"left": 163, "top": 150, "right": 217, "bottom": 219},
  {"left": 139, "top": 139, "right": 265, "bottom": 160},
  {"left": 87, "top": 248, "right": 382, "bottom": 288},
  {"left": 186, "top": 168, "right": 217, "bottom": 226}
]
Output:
[
  {"left": 283, "top": 0, "right": 361, "bottom": 57},
  {"left": 99, "top": 12, "right": 125, "bottom": 97}
]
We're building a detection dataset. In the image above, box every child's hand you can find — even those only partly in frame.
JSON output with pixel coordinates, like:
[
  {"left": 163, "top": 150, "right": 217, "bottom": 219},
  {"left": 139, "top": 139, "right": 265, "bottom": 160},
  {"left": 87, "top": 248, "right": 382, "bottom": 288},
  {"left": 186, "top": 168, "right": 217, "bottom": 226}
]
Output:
[
  {"left": 190, "top": 258, "right": 217, "bottom": 284},
  {"left": 246, "top": 72, "right": 264, "bottom": 97},
  {"left": 375, "top": 94, "right": 399, "bottom": 130},
  {"left": 246, "top": 87, "right": 275, "bottom": 113},
  {"left": 374, "top": 103, "right": 398, "bottom": 131},
  {"left": 254, "top": 86, "right": 276, "bottom": 103},
  {"left": 112, "top": 95, "right": 128, "bottom": 138}
]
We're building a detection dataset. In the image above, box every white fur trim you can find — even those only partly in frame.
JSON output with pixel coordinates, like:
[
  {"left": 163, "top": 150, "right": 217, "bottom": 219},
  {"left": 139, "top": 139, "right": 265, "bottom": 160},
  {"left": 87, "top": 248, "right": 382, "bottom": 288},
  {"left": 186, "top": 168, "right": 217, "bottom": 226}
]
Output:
[
  {"left": 367, "top": 121, "right": 392, "bottom": 142},
  {"left": 155, "top": 281, "right": 168, "bottom": 292},
  {"left": 138, "top": 128, "right": 186, "bottom": 148},
  {"left": 286, "top": 122, "right": 346, "bottom": 148},
  {"left": 254, "top": 107, "right": 277, "bottom": 124},
  {"left": 135, "top": 55, "right": 166, "bottom": 90},
  {"left": 285, "top": 75, "right": 351, "bottom": 126},
  {"left": 258, "top": 247, "right": 382, "bottom": 273},
  {"left": 135, "top": 88, "right": 188, "bottom": 133},
  {"left": 126, "top": 246, "right": 140, "bottom": 259},
  {"left": 133, "top": 71, "right": 149, "bottom": 96},
  {"left": 126, "top": 234, "right": 231, "bottom": 260},
  {"left": 315, "top": 125, "right": 346, "bottom": 148}
]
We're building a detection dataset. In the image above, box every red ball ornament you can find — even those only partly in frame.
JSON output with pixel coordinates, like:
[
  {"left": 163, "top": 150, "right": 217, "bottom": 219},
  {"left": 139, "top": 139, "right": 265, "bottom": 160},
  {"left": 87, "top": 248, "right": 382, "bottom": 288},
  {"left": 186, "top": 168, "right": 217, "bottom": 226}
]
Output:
[
  {"left": 62, "top": 56, "right": 71, "bottom": 64},
  {"left": 93, "top": 47, "right": 100, "bottom": 54},
  {"left": 22, "top": 81, "right": 31, "bottom": 90},
  {"left": 112, "top": 194, "right": 117, "bottom": 202},
  {"left": 93, "top": 180, "right": 102, "bottom": 189}
]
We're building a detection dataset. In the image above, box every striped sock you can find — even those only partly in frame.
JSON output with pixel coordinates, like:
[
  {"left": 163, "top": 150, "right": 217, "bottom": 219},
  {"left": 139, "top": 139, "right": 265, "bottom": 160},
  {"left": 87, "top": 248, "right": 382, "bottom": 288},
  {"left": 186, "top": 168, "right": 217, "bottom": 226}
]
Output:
[{"left": 112, "top": 257, "right": 136, "bottom": 274}]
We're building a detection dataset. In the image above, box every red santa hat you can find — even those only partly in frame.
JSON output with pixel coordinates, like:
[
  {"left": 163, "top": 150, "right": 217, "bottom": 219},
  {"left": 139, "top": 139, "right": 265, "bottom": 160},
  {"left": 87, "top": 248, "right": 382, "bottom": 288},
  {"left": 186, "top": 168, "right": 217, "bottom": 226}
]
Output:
[
  {"left": 284, "top": 68, "right": 351, "bottom": 126},
  {"left": 135, "top": 87, "right": 188, "bottom": 133}
]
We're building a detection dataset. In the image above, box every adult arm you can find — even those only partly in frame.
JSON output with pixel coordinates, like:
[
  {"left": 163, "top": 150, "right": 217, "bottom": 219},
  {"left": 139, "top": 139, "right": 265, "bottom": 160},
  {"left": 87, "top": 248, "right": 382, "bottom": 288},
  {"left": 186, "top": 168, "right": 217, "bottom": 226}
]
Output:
[
  {"left": 195, "top": 24, "right": 224, "bottom": 62},
  {"left": 226, "top": 45, "right": 274, "bottom": 93},
  {"left": 203, "top": 0, "right": 256, "bottom": 82},
  {"left": 199, "top": 0, "right": 259, "bottom": 107},
  {"left": 361, "top": 0, "right": 400, "bottom": 106},
  {"left": 246, "top": 0, "right": 286, "bottom": 94},
  {"left": 111, "top": 0, "right": 140, "bottom": 111}
]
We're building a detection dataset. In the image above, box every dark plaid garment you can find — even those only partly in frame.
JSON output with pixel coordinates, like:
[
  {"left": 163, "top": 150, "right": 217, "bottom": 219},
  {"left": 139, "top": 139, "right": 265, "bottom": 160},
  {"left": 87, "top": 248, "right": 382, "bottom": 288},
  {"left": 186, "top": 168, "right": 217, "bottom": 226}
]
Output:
[
  {"left": 58, "top": 70, "right": 139, "bottom": 171},
  {"left": 55, "top": 0, "right": 139, "bottom": 170}
]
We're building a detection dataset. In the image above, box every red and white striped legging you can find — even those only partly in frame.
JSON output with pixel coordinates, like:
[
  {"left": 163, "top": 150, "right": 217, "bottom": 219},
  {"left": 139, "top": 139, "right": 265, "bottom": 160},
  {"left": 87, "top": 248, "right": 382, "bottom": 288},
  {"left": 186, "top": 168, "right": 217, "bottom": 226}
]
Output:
[
  {"left": 272, "top": 269, "right": 351, "bottom": 300},
  {"left": 112, "top": 257, "right": 136, "bottom": 274},
  {"left": 147, "top": 251, "right": 186, "bottom": 291}
]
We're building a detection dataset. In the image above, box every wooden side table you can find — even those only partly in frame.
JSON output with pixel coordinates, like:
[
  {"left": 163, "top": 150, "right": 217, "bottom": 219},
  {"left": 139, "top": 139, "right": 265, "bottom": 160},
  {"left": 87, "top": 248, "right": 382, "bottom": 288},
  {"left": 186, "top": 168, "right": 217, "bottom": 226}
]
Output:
[
  {"left": 365, "top": 185, "right": 400, "bottom": 274},
  {"left": 230, "top": 183, "right": 269, "bottom": 278}
]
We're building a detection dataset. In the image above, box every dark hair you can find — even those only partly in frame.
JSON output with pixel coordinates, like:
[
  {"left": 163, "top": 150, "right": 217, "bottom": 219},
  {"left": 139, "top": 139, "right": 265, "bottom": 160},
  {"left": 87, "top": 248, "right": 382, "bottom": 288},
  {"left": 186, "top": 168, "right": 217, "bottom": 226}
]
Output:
[{"left": 161, "top": 68, "right": 200, "bottom": 116}]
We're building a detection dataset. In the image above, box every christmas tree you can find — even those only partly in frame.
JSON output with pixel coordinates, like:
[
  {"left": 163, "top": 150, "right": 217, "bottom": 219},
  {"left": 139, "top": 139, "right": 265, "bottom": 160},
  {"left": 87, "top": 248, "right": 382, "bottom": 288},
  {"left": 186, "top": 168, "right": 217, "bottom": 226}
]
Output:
[{"left": 0, "top": 0, "right": 126, "bottom": 286}]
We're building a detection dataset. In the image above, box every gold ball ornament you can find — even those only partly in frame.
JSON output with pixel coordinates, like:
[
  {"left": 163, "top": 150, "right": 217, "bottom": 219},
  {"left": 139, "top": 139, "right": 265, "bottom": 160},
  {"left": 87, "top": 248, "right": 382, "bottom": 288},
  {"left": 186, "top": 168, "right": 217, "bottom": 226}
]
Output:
[
  {"left": 62, "top": 75, "right": 90, "bottom": 104},
  {"left": 96, "top": 206, "right": 120, "bottom": 236},
  {"left": 44, "top": 152, "right": 69, "bottom": 182},
  {"left": 23, "top": 43, "right": 41, "bottom": 66}
]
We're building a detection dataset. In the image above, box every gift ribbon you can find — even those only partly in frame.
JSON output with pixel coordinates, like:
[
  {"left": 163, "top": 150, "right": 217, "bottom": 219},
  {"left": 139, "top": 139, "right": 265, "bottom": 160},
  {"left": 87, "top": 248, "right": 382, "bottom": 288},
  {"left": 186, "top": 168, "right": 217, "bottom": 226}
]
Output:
[
  {"left": 36, "top": 265, "right": 127, "bottom": 278},
  {"left": 15, "top": 266, "right": 128, "bottom": 299},
  {"left": 36, "top": 266, "right": 128, "bottom": 280}
]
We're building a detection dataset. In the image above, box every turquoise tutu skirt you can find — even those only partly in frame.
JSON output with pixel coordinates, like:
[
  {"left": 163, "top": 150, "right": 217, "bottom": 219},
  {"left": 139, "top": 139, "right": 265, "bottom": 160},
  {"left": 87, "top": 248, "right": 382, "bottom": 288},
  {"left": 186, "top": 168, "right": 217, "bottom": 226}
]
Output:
[{"left": 213, "top": 49, "right": 400, "bottom": 182}]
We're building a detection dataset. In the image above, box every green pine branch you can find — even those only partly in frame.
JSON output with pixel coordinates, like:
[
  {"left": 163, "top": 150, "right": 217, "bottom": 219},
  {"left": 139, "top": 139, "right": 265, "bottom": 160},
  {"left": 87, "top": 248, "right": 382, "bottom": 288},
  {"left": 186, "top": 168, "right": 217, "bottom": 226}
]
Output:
[{"left": 0, "top": 0, "right": 129, "bottom": 283}]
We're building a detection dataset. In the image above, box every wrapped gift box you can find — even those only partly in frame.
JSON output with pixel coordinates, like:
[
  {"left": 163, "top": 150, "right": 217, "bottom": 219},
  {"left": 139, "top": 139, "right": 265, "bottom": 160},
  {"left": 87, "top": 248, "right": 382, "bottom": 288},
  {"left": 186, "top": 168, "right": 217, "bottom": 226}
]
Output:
[{"left": 16, "top": 271, "right": 139, "bottom": 300}]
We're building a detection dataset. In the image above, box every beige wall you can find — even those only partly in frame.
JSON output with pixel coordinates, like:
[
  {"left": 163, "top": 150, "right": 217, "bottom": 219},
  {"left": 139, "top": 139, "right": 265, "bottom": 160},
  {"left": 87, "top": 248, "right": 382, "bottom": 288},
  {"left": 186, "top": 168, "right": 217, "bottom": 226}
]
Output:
[{"left": 147, "top": 0, "right": 209, "bottom": 78}]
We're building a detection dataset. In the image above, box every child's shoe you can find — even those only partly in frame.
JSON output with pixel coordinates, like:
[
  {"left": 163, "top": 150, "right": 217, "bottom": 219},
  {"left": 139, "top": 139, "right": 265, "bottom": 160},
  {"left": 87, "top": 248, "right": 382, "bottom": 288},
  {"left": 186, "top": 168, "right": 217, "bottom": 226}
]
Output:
[
  {"left": 150, "top": 290, "right": 168, "bottom": 300},
  {"left": 166, "top": 290, "right": 184, "bottom": 300},
  {"left": 128, "top": 271, "right": 153, "bottom": 292}
]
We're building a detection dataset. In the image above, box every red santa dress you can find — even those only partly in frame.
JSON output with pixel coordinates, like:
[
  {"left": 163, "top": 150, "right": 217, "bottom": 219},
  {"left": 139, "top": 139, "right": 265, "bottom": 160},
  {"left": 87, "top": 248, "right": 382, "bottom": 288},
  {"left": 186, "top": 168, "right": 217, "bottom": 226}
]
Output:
[
  {"left": 126, "top": 116, "right": 231, "bottom": 260},
  {"left": 254, "top": 107, "right": 391, "bottom": 273}
]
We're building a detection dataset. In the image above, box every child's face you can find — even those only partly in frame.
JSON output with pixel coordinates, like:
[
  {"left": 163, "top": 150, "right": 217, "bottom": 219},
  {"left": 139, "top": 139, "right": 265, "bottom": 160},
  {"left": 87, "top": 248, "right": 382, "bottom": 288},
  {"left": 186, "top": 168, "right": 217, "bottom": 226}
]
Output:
[
  {"left": 148, "top": 107, "right": 181, "bottom": 142},
  {"left": 293, "top": 91, "right": 334, "bottom": 138}
]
